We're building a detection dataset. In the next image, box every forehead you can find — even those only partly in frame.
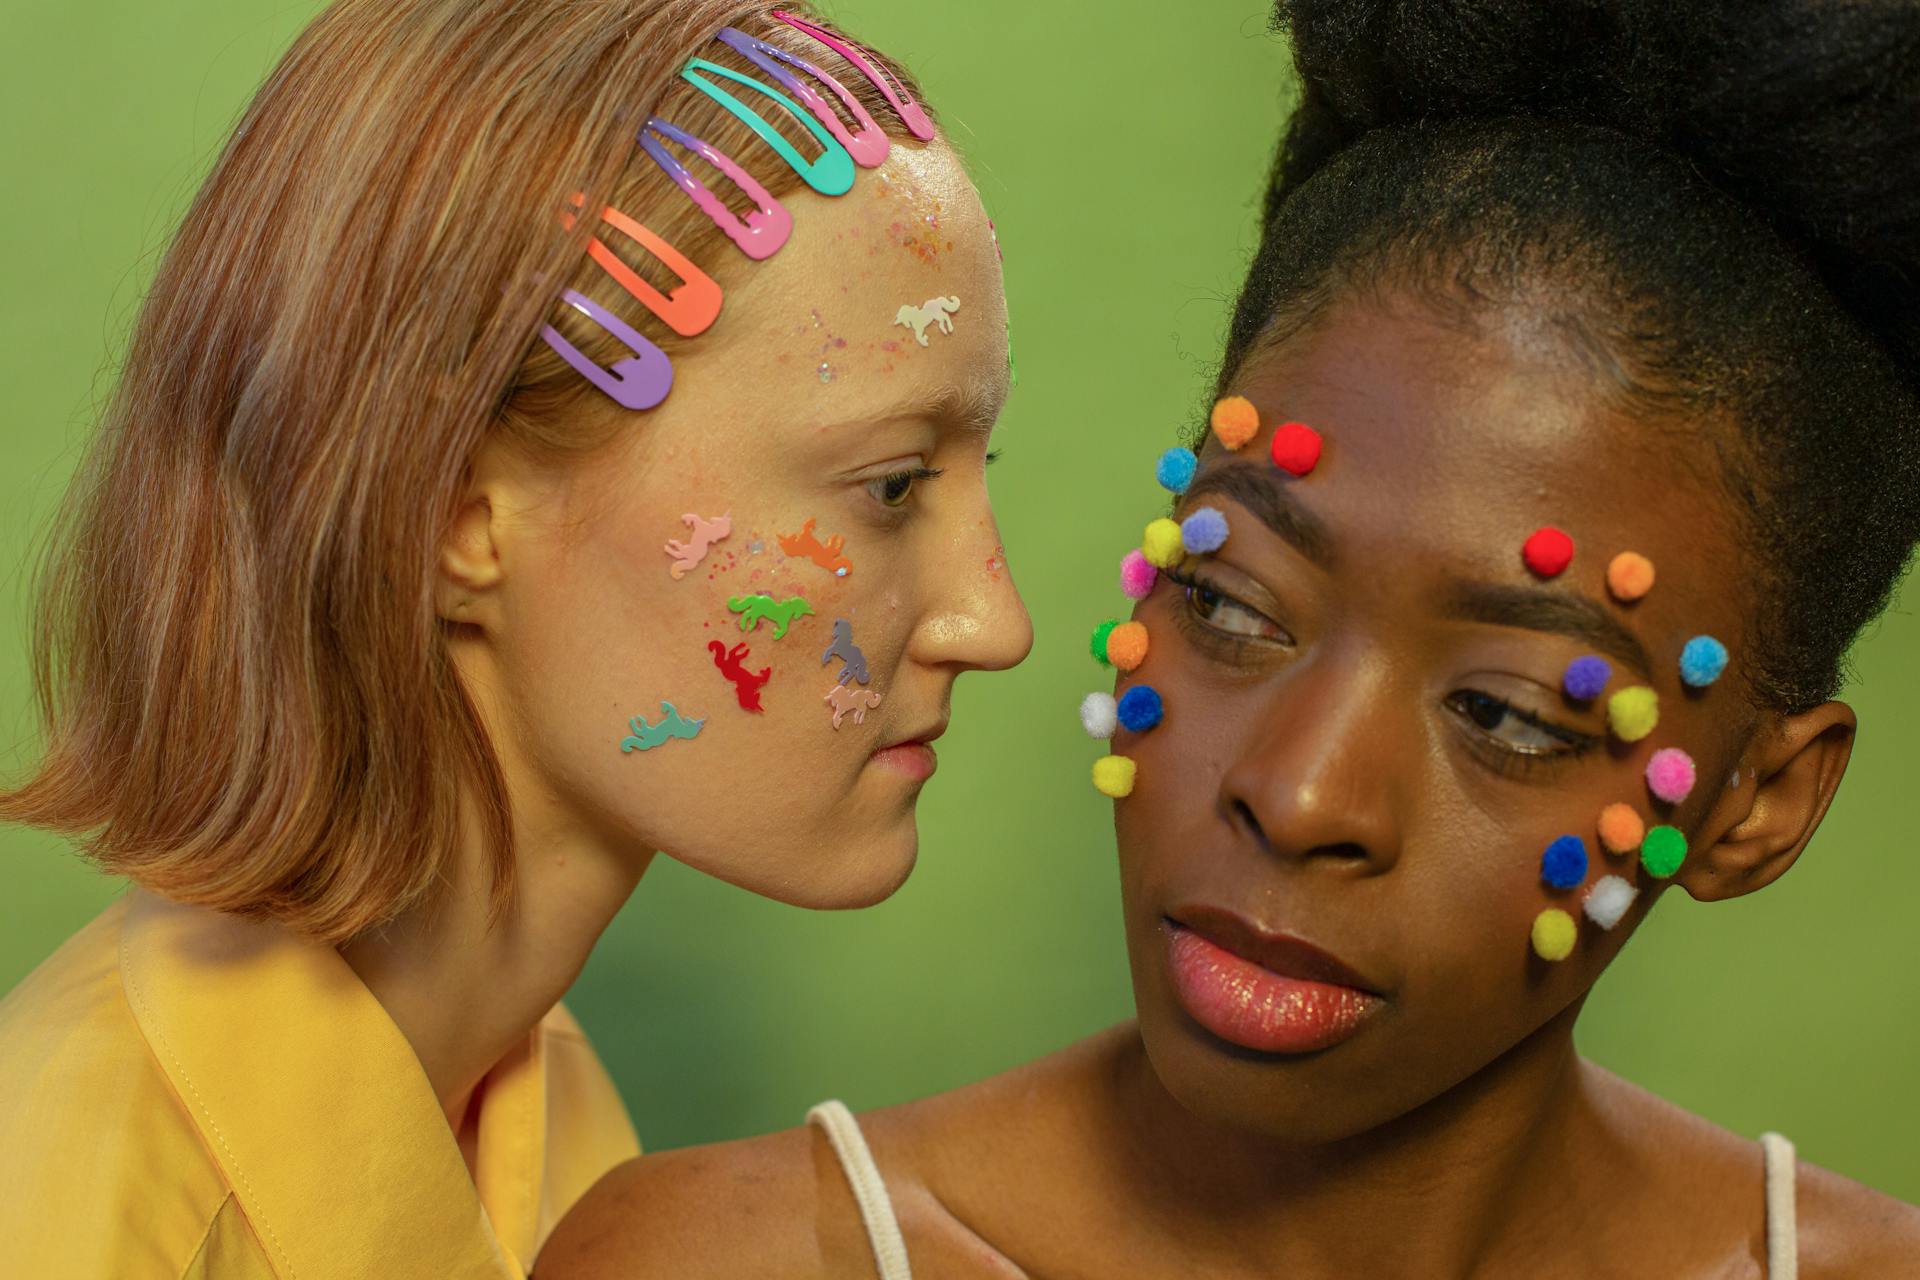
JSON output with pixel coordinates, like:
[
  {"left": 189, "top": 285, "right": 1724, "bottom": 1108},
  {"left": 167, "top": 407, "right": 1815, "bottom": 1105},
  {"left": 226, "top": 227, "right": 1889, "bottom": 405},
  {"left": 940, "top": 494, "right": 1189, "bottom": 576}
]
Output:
[
  {"left": 673, "top": 139, "right": 1009, "bottom": 422},
  {"left": 1216, "top": 297, "right": 1748, "bottom": 645}
]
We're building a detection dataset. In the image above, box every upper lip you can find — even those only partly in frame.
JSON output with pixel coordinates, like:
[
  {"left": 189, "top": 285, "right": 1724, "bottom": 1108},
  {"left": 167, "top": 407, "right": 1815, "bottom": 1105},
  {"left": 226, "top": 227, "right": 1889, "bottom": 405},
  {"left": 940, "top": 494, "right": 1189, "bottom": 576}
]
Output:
[
  {"left": 1167, "top": 903, "right": 1383, "bottom": 995},
  {"left": 879, "top": 720, "right": 947, "bottom": 751}
]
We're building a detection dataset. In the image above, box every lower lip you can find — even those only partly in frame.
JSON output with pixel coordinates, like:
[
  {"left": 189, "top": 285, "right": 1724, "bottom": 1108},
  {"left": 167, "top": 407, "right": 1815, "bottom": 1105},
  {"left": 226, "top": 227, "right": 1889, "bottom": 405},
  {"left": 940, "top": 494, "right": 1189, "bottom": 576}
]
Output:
[
  {"left": 871, "top": 742, "right": 937, "bottom": 782},
  {"left": 1164, "top": 924, "right": 1381, "bottom": 1055}
]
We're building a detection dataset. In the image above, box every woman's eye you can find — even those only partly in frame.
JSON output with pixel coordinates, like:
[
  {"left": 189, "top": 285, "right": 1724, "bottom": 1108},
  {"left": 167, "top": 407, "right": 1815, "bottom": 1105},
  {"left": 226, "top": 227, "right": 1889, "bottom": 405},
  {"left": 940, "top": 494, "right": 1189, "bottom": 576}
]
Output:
[
  {"left": 866, "top": 466, "right": 941, "bottom": 509},
  {"left": 1447, "top": 689, "right": 1587, "bottom": 756},
  {"left": 1172, "top": 570, "right": 1286, "bottom": 642}
]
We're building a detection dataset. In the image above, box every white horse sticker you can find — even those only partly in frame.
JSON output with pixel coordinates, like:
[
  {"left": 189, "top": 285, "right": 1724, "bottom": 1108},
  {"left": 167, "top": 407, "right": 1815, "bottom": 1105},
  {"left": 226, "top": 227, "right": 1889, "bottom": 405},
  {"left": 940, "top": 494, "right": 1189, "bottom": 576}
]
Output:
[{"left": 893, "top": 295, "right": 962, "bottom": 347}]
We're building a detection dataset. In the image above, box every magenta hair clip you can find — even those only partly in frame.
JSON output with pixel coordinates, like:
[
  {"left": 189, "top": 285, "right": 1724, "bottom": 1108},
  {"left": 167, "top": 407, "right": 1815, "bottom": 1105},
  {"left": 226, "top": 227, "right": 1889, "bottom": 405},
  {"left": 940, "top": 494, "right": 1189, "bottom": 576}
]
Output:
[
  {"left": 639, "top": 117, "right": 795, "bottom": 261},
  {"left": 712, "top": 27, "right": 889, "bottom": 168},
  {"left": 540, "top": 289, "right": 675, "bottom": 410},
  {"left": 770, "top": 10, "right": 935, "bottom": 142},
  {"left": 562, "top": 193, "right": 723, "bottom": 338}
]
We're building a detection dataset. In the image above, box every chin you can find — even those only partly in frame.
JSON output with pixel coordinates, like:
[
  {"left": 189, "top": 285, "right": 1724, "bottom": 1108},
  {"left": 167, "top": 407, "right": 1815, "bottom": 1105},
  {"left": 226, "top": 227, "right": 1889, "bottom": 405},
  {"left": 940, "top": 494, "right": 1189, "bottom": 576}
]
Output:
[{"left": 790, "top": 822, "right": 921, "bottom": 910}]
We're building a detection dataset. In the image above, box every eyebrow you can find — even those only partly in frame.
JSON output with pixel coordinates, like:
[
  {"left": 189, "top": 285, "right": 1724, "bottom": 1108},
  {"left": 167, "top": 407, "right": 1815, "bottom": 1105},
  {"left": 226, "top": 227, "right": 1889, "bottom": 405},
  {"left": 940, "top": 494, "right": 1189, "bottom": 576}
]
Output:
[
  {"left": 1185, "top": 463, "right": 1653, "bottom": 677},
  {"left": 819, "top": 380, "right": 1008, "bottom": 439},
  {"left": 1440, "top": 580, "right": 1654, "bottom": 680},
  {"left": 1182, "top": 464, "right": 1336, "bottom": 570}
]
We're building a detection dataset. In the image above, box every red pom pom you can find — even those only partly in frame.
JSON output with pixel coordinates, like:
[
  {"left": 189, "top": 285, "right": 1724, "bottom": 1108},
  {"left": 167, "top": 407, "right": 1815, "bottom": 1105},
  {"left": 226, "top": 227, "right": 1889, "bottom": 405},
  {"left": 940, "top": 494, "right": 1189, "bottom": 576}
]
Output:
[
  {"left": 1270, "top": 422, "right": 1323, "bottom": 477},
  {"left": 1522, "top": 526, "right": 1575, "bottom": 578}
]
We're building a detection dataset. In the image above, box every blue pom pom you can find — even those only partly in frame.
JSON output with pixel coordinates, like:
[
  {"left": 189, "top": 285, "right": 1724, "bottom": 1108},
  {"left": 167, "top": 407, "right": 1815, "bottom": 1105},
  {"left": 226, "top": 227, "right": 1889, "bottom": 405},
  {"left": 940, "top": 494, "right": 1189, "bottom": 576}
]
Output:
[
  {"left": 1679, "top": 635, "right": 1728, "bottom": 688},
  {"left": 1563, "top": 655, "right": 1611, "bottom": 702},
  {"left": 1116, "top": 685, "right": 1164, "bottom": 733},
  {"left": 1181, "top": 506, "right": 1229, "bottom": 554},
  {"left": 1156, "top": 448, "right": 1198, "bottom": 494},
  {"left": 1541, "top": 835, "right": 1589, "bottom": 890}
]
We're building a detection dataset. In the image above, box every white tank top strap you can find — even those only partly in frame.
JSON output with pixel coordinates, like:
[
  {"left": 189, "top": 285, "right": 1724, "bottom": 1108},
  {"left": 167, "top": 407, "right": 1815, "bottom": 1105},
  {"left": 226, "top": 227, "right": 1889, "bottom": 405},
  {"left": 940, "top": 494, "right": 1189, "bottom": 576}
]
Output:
[
  {"left": 807, "top": 1100, "right": 914, "bottom": 1280},
  {"left": 1760, "top": 1131, "right": 1798, "bottom": 1279}
]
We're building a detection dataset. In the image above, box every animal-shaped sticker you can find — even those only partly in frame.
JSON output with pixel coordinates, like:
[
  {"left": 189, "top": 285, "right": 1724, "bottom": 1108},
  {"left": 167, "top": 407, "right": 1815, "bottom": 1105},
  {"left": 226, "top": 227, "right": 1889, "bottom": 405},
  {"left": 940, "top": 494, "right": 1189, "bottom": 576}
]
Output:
[
  {"left": 709, "top": 640, "right": 773, "bottom": 712},
  {"left": 825, "top": 682, "right": 883, "bottom": 730},
  {"left": 664, "top": 512, "right": 732, "bottom": 580},
  {"left": 728, "top": 594, "right": 815, "bottom": 640},
  {"left": 777, "top": 517, "right": 854, "bottom": 578},
  {"left": 620, "top": 701, "right": 706, "bottom": 753},
  {"left": 821, "top": 618, "right": 870, "bottom": 686},
  {"left": 893, "top": 295, "right": 961, "bottom": 347}
]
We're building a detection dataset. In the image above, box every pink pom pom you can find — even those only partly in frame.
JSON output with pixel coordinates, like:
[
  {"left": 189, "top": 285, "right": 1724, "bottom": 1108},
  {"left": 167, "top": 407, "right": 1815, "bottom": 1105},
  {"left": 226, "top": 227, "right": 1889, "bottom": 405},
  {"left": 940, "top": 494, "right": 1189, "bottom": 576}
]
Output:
[
  {"left": 1645, "top": 748, "right": 1697, "bottom": 805},
  {"left": 1120, "top": 549, "right": 1158, "bottom": 601}
]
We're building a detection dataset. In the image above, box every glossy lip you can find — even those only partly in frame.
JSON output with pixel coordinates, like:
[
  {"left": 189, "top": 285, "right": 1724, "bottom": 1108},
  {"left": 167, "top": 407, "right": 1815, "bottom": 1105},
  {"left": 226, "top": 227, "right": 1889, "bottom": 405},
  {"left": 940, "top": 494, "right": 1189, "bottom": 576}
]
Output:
[
  {"left": 870, "top": 720, "right": 946, "bottom": 783},
  {"left": 1161, "top": 904, "right": 1386, "bottom": 1055}
]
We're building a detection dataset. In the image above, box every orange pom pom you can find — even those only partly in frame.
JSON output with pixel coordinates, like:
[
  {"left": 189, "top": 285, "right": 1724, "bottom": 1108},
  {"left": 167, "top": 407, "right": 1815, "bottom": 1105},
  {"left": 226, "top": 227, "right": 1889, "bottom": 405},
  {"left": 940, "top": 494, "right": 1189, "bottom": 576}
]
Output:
[
  {"left": 1607, "top": 552, "right": 1655, "bottom": 602},
  {"left": 1210, "top": 396, "right": 1260, "bottom": 450},
  {"left": 1597, "top": 803, "right": 1646, "bottom": 855},
  {"left": 1106, "top": 622, "right": 1150, "bottom": 672}
]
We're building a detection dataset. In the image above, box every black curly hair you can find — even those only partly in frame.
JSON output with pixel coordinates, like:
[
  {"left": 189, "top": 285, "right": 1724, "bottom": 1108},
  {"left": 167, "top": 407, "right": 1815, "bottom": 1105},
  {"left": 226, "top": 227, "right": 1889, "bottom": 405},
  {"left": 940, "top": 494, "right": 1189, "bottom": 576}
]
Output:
[{"left": 1214, "top": 0, "right": 1920, "bottom": 713}]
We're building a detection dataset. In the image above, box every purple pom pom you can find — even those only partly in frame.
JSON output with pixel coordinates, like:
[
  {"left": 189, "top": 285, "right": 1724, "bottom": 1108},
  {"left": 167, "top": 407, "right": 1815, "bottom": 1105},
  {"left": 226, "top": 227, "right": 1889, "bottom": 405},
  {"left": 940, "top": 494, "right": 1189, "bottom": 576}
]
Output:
[
  {"left": 1563, "top": 656, "right": 1611, "bottom": 702},
  {"left": 1181, "top": 507, "right": 1229, "bottom": 554}
]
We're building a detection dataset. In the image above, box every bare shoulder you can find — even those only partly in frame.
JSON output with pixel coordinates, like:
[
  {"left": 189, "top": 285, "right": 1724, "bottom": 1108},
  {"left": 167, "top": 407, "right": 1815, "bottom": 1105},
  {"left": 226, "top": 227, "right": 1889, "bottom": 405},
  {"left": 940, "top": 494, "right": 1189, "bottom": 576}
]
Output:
[
  {"left": 1795, "top": 1157, "right": 1920, "bottom": 1278},
  {"left": 533, "top": 1122, "right": 868, "bottom": 1280}
]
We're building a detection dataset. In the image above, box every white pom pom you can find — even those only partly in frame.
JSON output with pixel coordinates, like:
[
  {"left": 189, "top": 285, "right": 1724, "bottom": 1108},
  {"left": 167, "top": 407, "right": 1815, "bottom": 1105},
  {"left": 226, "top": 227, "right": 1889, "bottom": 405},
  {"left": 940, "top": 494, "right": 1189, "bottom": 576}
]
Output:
[
  {"left": 1080, "top": 691, "right": 1118, "bottom": 740},
  {"left": 1583, "top": 875, "right": 1639, "bottom": 931}
]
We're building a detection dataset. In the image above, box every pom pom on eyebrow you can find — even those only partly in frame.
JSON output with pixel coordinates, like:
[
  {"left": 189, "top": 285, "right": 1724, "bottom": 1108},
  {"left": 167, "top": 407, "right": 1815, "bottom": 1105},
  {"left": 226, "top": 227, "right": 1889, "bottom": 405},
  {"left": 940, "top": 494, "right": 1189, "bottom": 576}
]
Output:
[
  {"left": 1540, "top": 835, "right": 1590, "bottom": 890},
  {"left": 1607, "top": 686, "right": 1660, "bottom": 742},
  {"left": 1270, "top": 422, "right": 1323, "bottom": 477},
  {"left": 1597, "top": 803, "right": 1646, "bottom": 855},
  {"left": 1106, "top": 622, "right": 1150, "bottom": 672},
  {"left": 1092, "top": 754, "right": 1137, "bottom": 798},
  {"left": 1531, "top": 908, "right": 1577, "bottom": 961},
  {"left": 1607, "top": 552, "right": 1656, "bottom": 602},
  {"left": 1157, "top": 448, "right": 1198, "bottom": 494},
  {"left": 1211, "top": 396, "right": 1261, "bottom": 450},
  {"left": 1142, "top": 518, "right": 1185, "bottom": 569},
  {"left": 1522, "top": 527, "right": 1576, "bottom": 578},
  {"left": 1583, "top": 875, "right": 1639, "bottom": 930},
  {"left": 1563, "top": 655, "right": 1612, "bottom": 702},
  {"left": 1180, "top": 507, "right": 1230, "bottom": 555},
  {"left": 1640, "top": 825, "right": 1688, "bottom": 878},
  {"left": 1117, "top": 685, "right": 1165, "bottom": 733},
  {"left": 1645, "top": 748, "right": 1697, "bottom": 804},
  {"left": 1080, "top": 691, "right": 1118, "bottom": 739},
  {"left": 1090, "top": 619, "right": 1120, "bottom": 666},
  {"left": 1120, "top": 550, "right": 1159, "bottom": 600},
  {"left": 1679, "top": 635, "right": 1729, "bottom": 688}
]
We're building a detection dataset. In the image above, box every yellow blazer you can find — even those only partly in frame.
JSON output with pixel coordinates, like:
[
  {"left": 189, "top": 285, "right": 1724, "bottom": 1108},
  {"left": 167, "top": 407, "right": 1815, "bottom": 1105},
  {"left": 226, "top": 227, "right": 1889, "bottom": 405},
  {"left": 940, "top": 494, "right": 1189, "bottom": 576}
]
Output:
[{"left": 0, "top": 888, "right": 641, "bottom": 1279}]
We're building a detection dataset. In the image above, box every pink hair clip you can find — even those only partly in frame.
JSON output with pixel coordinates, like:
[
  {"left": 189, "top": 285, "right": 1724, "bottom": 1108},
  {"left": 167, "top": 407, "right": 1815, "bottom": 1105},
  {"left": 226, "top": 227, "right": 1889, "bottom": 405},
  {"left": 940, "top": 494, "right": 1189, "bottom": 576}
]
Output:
[
  {"left": 562, "top": 193, "right": 722, "bottom": 337},
  {"left": 713, "top": 27, "right": 890, "bottom": 168},
  {"left": 770, "top": 10, "right": 935, "bottom": 141},
  {"left": 540, "top": 289, "right": 675, "bottom": 410},
  {"left": 640, "top": 117, "right": 795, "bottom": 261}
]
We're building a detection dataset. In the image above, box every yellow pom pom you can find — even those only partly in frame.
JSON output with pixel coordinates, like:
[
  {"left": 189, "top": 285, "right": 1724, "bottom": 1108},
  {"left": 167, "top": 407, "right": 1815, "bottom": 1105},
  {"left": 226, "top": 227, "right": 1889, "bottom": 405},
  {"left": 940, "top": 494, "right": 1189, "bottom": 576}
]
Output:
[
  {"left": 1106, "top": 622, "right": 1150, "bottom": 672},
  {"left": 1092, "top": 754, "right": 1137, "bottom": 798},
  {"left": 1597, "top": 802, "right": 1646, "bottom": 855},
  {"left": 1210, "top": 395, "right": 1261, "bottom": 450},
  {"left": 1607, "top": 686, "right": 1659, "bottom": 743},
  {"left": 1531, "top": 908, "right": 1577, "bottom": 962},
  {"left": 1142, "top": 518, "right": 1185, "bottom": 569}
]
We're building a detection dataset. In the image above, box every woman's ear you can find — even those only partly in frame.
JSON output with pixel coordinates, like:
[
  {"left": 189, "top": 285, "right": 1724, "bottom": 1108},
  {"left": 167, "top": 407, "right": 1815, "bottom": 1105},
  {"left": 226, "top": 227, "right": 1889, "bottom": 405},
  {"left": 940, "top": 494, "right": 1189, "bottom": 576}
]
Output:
[
  {"left": 434, "top": 459, "right": 509, "bottom": 628},
  {"left": 1676, "top": 702, "right": 1856, "bottom": 902}
]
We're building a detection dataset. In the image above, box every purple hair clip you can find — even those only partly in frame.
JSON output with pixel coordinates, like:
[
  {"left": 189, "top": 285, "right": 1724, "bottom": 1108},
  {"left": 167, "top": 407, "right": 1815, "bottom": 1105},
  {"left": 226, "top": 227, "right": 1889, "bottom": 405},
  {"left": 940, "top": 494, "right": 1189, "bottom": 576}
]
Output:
[
  {"left": 540, "top": 289, "right": 674, "bottom": 411},
  {"left": 770, "top": 10, "right": 935, "bottom": 141},
  {"left": 714, "top": 27, "right": 890, "bottom": 169},
  {"left": 639, "top": 117, "right": 795, "bottom": 261}
]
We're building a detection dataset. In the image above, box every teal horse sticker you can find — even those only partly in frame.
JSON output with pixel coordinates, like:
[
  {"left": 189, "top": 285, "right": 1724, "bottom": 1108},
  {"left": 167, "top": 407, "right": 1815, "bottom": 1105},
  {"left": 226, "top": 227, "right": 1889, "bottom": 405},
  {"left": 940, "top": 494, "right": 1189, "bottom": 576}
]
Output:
[
  {"left": 620, "top": 701, "right": 706, "bottom": 753},
  {"left": 727, "top": 594, "right": 815, "bottom": 640}
]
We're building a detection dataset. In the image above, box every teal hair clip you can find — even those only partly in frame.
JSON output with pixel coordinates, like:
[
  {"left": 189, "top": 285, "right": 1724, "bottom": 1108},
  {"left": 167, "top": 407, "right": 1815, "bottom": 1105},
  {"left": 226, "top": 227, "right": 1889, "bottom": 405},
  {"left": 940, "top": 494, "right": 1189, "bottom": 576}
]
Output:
[{"left": 681, "top": 58, "right": 856, "bottom": 197}]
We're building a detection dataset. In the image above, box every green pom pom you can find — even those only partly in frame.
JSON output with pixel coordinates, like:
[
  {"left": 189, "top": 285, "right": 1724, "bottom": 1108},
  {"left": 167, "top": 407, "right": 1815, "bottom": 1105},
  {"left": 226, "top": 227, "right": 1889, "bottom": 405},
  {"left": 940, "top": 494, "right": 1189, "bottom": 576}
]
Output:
[
  {"left": 1090, "top": 619, "right": 1120, "bottom": 666},
  {"left": 1641, "top": 825, "right": 1687, "bottom": 878}
]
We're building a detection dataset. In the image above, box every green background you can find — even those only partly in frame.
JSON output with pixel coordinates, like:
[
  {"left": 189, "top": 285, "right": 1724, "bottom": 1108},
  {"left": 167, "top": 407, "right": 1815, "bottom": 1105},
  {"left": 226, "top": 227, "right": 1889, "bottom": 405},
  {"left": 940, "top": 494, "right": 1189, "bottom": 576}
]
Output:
[{"left": 3, "top": 0, "right": 1915, "bottom": 1203}]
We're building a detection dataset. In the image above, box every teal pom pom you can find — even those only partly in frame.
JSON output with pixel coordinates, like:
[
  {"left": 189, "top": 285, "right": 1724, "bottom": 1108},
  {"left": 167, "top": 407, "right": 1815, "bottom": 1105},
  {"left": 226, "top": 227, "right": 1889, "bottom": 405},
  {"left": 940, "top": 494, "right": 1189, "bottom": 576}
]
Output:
[
  {"left": 1156, "top": 448, "right": 1198, "bottom": 494},
  {"left": 1680, "top": 635, "right": 1728, "bottom": 688}
]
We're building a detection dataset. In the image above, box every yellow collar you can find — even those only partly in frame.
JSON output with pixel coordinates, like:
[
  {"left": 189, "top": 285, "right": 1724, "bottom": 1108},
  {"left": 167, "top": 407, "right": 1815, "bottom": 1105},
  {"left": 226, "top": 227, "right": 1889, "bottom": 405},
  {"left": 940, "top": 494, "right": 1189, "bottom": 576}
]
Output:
[{"left": 119, "top": 889, "right": 545, "bottom": 1279}]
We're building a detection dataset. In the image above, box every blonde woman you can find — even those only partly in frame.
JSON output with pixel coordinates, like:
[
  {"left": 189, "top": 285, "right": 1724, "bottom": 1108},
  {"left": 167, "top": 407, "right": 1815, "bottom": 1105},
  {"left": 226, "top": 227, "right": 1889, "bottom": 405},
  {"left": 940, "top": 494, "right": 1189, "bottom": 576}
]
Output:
[{"left": 0, "top": 2, "right": 1027, "bottom": 1275}]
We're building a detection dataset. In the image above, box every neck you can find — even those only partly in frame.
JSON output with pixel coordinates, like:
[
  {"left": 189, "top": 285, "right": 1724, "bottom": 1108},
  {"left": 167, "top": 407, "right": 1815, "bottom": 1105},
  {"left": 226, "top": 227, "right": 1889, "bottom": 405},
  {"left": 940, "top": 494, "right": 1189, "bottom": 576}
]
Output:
[
  {"left": 338, "top": 788, "right": 650, "bottom": 1132},
  {"left": 1117, "top": 1003, "right": 1627, "bottom": 1274}
]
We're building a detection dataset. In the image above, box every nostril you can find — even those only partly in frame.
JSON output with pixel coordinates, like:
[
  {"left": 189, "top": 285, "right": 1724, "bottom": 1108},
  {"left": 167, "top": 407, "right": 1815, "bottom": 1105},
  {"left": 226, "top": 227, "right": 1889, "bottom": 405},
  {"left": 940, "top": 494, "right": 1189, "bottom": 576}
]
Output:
[{"left": 1229, "top": 798, "right": 1265, "bottom": 847}]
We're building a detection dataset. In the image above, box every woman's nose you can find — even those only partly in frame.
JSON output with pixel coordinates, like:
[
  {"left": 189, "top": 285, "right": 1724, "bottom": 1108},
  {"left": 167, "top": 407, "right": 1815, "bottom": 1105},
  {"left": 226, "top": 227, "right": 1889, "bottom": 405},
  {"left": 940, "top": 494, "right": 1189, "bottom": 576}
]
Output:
[
  {"left": 910, "top": 514, "right": 1033, "bottom": 674},
  {"left": 1216, "top": 643, "right": 1406, "bottom": 874}
]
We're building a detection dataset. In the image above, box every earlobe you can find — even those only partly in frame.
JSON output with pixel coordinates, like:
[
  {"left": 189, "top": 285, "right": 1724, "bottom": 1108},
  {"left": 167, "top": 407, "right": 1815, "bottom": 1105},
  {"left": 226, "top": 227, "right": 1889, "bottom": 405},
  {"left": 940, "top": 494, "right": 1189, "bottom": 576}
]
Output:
[
  {"left": 434, "top": 489, "right": 505, "bottom": 625},
  {"left": 1677, "top": 703, "right": 1856, "bottom": 902}
]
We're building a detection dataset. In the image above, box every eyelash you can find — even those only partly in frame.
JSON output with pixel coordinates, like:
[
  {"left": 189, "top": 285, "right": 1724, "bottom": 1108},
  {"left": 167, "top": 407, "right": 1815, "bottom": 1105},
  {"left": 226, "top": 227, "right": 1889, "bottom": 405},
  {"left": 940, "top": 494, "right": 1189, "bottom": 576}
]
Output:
[
  {"left": 1164, "top": 564, "right": 1601, "bottom": 777},
  {"left": 867, "top": 465, "right": 945, "bottom": 510}
]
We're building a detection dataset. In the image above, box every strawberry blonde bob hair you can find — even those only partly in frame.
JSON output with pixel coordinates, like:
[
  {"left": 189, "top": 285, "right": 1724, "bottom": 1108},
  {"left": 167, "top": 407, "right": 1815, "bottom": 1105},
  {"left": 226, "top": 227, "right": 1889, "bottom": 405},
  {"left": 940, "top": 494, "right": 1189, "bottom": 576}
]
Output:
[{"left": 1, "top": 0, "right": 933, "bottom": 943}]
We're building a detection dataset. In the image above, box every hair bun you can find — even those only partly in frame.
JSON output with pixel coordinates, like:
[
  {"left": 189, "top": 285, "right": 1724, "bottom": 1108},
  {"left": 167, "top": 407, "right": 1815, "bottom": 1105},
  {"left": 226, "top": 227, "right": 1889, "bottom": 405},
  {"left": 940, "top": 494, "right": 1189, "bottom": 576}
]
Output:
[{"left": 1274, "top": 0, "right": 1920, "bottom": 383}]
